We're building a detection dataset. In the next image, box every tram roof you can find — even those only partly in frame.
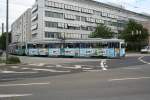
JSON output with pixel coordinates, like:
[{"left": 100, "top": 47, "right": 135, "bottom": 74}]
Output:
[
  {"left": 26, "top": 38, "right": 124, "bottom": 44},
  {"left": 65, "top": 38, "right": 124, "bottom": 43}
]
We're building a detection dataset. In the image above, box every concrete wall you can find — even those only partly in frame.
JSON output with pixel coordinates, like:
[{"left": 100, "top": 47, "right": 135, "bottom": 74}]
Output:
[{"left": 11, "top": 8, "right": 31, "bottom": 43}]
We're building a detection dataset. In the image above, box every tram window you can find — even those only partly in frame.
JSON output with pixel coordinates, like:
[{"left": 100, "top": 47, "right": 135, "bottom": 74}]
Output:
[
  {"left": 101, "top": 43, "right": 108, "bottom": 48},
  {"left": 80, "top": 43, "right": 85, "bottom": 48},
  {"left": 67, "top": 43, "right": 74, "bottom": 48},
  {"left": 22, "top": 46, "right": 25, "bottom": 49},
  {"left": 49, "top": 43, "right": 60, "bottom": 48},
  {"left": 45, "top": 44, "right": 48, "bottom": 48},
  {"left": 108, "top": 42, "right": 119, "bottom": 48},
  {"left": 91, "top": 43, "right": 100, "bottom": 48},
  {"left": 37, "top": 44, "right": 42, "bottom": 48},
  {"left": 33, "top": 44, "right": 37, "bottom": 48},
  {"left": 121, "top": 44, "right": 125, "bottom": 48},
  {"left": 74, "top": 43, "right": 80, "bottom": 48},
  {"left": 80, "top": 43, "right": 90, "bottom": 48}
]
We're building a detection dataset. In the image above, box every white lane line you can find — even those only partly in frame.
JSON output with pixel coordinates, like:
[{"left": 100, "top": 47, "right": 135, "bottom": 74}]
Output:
[
  {"left": 21, "top": 67, "right": 32, "bottom": 70},
  {"left": 56, "top": 65, "right": 82, "bottom": 69},
  {"left": 100, "top": 60, "right": 107, "bottom": 71},
  {"left": 108, "top": 76, "right": 150, "bottom": 82},
  {"left": 0, "top": 71, "right": 37, "bottom": 74},
  {"left": 32, "top": 68, "right": 70, "bottom": 73},
  {"left": 28, "top": 63, "right": 45, "bottom": 66},
  {"left": 123, "top": 67, "right": 141, "bottom": 70},
  {"left": 138, "top": 56, "right": 150, "bottom": 65},
  {"left": 11, "top": 66, "right": 19, "bottom": 69},
  {"left": 74, "top": 65, "right": 82, "bottom": 69},
  {"left": 0, "top": 94, "right": 32, "bottom": 98},
  {"left": 0, "top": 78, "right": 26, "bottom": 81},
  {"left": 83, "top": 70, "right": 102, "bottom": 72},
  {"left": 45, "top": 66, "right": 55, "bottom": 68},
  {"left": 0, "top": 82, "right": 51, "bottom": 87},
  {"left": 82, "top": 67, "right": 93, "bottom": 70}
]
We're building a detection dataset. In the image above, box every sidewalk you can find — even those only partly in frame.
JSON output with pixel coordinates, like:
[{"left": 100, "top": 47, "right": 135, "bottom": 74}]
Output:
[{"left": 126, "top": 52, "right": 150, "bottom": 57}]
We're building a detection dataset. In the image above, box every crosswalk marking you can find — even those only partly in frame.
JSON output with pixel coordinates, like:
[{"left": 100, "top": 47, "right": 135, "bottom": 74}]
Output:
[
  {"left": 0, "top": 94, "right": 32, "bottom": 98},
  {"left": 0, "top": 62, "right": 109, "bottom": 74},
  {"left": 11, "top": 66, "right": 19, "bottom": 69},
  {"left": 0, "top": 70, "right": 37, "bottom": 74},
  {"left": 31, "top": 68, "right": 71, "bottom": 73}
]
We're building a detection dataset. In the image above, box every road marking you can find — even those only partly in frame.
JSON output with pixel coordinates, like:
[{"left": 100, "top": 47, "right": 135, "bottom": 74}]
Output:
[
  {"left": 100, "top": 60, "right": 108, "bottom": 71},
  {"left": 0, "top": 71, "right": 37, "bottom": 74},
  {"left": 21, "top": 67, "right": 32, "bottom": 70},
  {"left": 0, "top": 94, "right": 32, "bottom": 98},
  {"left": 32, "top": 68, "right": 70, "bottom": 73},
  {"left": 0, "top": 82, "right": 51, "bottom": 87},
  {"left": 11, "top": 66, "right": 19, "bottom": 69},
  {"left": 83, "top": 70, "right": 102, "bottom": 72},
  {"left": 75, "top": 65, "right": 82, "bottom": 69},
  {"left": 108, "top": 77, "right": 150, "bottom": 82},
  {"left": 0, "top": 78, "right": 26, "bottom": 81},
  {"left": 37, "top": 63, "right": 45, "bottom": 66},
  {"left": 56, "top": 65, "right": 62, "bottom": 67},
  {"left": 45, "top": 66, "right": 55, "bottom": 68},
  {"left": 138, "top": 56, "right": 150, "bottom": 65},
  {"left": 82, "top": 67, "right": 93, "bottom": 70},
  {"left": 123, "top": 67, "right": 141, "bottom": 70},
  {"left": 28, "top": 63, "right": 45, "bottom": 66},
  {"left": 56, "top": 65, "right": 82, "bottom": 69}
]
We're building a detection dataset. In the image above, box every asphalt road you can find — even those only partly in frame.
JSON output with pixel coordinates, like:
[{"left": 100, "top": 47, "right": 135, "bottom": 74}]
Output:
[
  {"left": 0, "top": 55, "right": 150, "bottom": 82},
  {"left": 0, "top": 63, "right": 150, "bottom": 100}
]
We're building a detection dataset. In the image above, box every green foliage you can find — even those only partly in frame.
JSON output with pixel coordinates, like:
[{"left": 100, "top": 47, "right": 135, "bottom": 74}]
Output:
[
  {"left": 0, "top": 33, "right": 6, "bottom": 50},
  {"left": 6, "top": 56, "right": 21, "bottom": 64},
  {"left": 89, "top": 24, "right": 114, "bottom": 38},
  {"left": 0, "top": 32, "right": 11, "bottom": 50},
  {"left": 120, "top": 20, "right": 149, "bottom": 51}
]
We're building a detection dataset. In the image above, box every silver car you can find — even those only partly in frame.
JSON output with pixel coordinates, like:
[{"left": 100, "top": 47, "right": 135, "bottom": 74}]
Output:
[{"left": 141, "top": 46, "right": 150, "bottom": 53}]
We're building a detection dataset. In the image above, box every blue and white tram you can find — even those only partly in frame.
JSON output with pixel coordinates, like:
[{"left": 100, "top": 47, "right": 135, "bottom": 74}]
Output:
[{"left": 9, "top": 38, "right": 126, "bottom": 58}]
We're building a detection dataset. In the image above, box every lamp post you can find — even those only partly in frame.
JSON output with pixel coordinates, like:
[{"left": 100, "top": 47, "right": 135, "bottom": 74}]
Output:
[
  {"left": 6, "top": 0, "right": 9, "bottom": 61},
  {"left": 2, "top": 23, "right": 4, "bottom": 34}
]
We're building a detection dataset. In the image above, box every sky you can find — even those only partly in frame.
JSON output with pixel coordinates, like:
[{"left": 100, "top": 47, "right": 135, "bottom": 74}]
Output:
[{"left": 0, "top": 0, "right": 150, "bottom": 34}]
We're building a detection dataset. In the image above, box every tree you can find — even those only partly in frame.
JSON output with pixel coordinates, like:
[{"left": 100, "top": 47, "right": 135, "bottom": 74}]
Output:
[
  {"left": 0, "top": 32, "right": 11, "bottom": 50},
  {"left": 89, "top": 24, "right": 114, "bottom": 38},
  {"left": 120, "top": 20, "right": 149, "bottom": 51},
  {"left": 0, "top": 33, "right": 6, "bottom": 50}
]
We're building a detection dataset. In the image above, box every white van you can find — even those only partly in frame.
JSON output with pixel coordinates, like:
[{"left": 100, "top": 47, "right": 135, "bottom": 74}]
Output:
[{"left": 141, "top": 46, "right": 150, "bottom": 53}]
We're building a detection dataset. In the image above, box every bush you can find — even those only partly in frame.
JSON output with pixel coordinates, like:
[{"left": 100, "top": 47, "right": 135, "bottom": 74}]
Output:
[{"left": 6, "top": 56, "right": 21, "bottom": 64}]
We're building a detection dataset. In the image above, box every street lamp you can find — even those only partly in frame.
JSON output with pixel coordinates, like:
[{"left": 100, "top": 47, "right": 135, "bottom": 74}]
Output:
[{"left": 6, "top": 0, "right": 9, "bottom": 61}]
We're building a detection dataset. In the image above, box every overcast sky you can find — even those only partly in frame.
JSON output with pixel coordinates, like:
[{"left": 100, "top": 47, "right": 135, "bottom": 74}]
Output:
[{"left": 0, "top": 0, "right": 150, "bottom": 34}]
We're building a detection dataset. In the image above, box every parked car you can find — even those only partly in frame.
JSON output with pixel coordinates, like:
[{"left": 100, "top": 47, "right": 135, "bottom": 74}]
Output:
[
  {"left": 141, "top": 46, "right": 150, "bottom": 53},
  {"left": 0, "top": 49, "right": 3, "bottom": 56}
]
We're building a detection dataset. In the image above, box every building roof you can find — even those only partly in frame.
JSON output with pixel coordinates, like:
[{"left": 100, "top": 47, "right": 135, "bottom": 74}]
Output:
[{"left": 86, "top": 0, "right": 150, "bottom": 19}]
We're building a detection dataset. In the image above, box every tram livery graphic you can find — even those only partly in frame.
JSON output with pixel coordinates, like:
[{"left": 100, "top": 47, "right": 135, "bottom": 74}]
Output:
[{"left": 9, "top": 38, "right": 126, "bottom": 58}]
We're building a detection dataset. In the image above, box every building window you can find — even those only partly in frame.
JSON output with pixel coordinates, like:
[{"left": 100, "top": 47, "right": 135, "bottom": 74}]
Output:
[
  {"left": 32, "top": 33, "right": 37, "bottom": 38},
  {"left": 64, "top": 14, "right": 76, "bottom": 20},
  {"left": 31, "top": 24, "right": 38, "bottom": 31},
  {"left": 32, "top": 5, "right": 38, "bottom": 14},
  {"left": 101, "top": 12, "right": 107, "bottom": 17},
  {"left": 81, "top": 25, "right": 88, "bottom": 31},
  {"left": 86, "top": 17, "right": 95, "bottom": 23},
  {"left": 45, "top": 1, "right": 64, "bottom": 9},
  {"left": 81, "top": 16, "right": 86, "bottom": 22},
  {"left": 45, "top": 32, "right": 60, "bottom": 38},
  {"left": 58, "top": 23, "right": 65, "bottom": 28},
  {"left": 31, "top": 14, "right": 38, "bottom": 22},
  {"left": 45, "top": 11, "right": 63, "bottom": 19},
  {"left": 45, "top": 21, "right": 58, "bottom": 28},
  {"left": 75, "top": 15, "right": 80, "bottom": 21}
]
